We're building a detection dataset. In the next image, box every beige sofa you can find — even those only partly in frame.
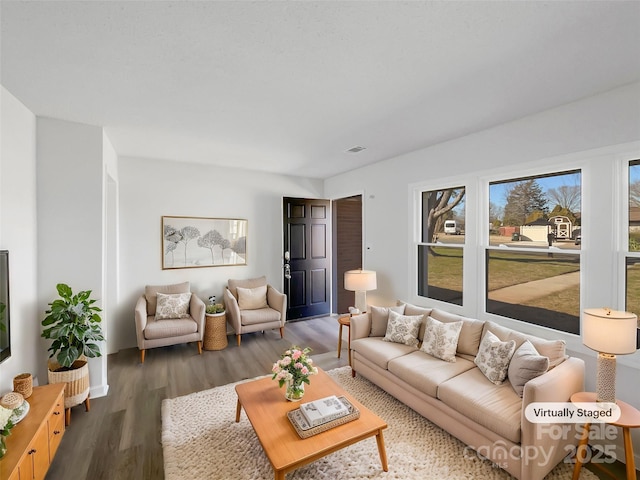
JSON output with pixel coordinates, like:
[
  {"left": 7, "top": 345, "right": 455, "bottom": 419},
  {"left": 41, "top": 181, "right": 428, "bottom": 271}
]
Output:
[{"left": 349, "top": 303, "right": 585, "bottom": 480}]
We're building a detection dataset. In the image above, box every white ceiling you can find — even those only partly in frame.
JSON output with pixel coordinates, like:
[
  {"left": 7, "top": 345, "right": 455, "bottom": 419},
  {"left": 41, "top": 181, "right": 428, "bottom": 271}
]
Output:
[{"left": 2, "top": 1, "right": 639, "bottom": 179}]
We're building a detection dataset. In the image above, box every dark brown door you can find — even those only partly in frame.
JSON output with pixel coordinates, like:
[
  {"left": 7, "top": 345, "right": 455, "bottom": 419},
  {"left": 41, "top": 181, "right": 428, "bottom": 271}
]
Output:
[{"left": 283, "top": 197, "right": 331, "bottom": 320}]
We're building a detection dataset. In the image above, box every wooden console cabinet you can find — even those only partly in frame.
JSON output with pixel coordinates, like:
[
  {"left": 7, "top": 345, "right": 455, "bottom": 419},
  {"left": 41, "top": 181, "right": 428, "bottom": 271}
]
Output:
[{"left": 0, "top": 383, "right": 65, "bottom": 480}]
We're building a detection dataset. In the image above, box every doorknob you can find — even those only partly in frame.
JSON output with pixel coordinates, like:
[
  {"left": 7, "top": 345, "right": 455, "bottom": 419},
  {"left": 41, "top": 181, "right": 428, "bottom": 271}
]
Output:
[{"left": 284, "top": 263, "right": 291, "bottom": 280}]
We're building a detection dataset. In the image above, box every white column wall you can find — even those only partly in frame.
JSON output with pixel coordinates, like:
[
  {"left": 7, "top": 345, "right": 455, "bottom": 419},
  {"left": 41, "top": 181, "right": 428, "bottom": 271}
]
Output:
[
  {"left": 36, "top": 117, "right": 108, "bottom": 398},
  {"left": 0, "top": 87, "right": 39, "bottom": 392}
]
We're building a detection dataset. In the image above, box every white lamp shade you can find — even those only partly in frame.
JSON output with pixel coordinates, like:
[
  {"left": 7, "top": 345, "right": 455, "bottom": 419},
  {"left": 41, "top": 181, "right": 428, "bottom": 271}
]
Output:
[
  {"left": 582, "top": 308, "right": 638, "bottom": 355},
  {"left": 344, "top": 270, "right": 377, "bottom": 292}
]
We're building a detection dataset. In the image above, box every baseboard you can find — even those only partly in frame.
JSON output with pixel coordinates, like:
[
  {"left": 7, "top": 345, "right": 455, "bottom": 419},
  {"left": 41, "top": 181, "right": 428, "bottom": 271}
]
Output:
[{"left": 90, "top": 383, "right": 109, "bottom": 399}]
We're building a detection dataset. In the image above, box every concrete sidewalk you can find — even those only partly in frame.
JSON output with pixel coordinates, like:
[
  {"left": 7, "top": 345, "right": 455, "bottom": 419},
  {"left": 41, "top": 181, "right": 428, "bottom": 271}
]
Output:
[{"left": 488, "top": 271, "right": 580, "bottom": 303}]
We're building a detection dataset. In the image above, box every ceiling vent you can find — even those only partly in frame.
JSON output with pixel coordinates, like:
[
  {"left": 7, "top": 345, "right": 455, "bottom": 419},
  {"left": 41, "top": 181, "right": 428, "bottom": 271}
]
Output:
[{"left": 346, "top": 145, "right": 366, "bottom": 154}]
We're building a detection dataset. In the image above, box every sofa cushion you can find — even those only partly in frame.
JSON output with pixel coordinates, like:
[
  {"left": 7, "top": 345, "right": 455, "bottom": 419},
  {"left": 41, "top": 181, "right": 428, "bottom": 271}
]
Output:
[
  {"left": 420, "top": 316, "right": 463, "bottom": 362},
  {"left": 401, "top": 303, "right": 433, "bottom": 341},
  {"left": 351, "top": 337, "right": 417, "bottom": 370},
  {"left": 437, "top": 367, "right": 523, "bottom": 443},
  {"left": 145, "top": 281, "right": 190, "bottom": 316},
  {"left": 239, "top": 307, "right": 281, "bottom": 326},
  {"left": 144, "top": 315, "right": 198, "bottom": 340},
  {"left": 508, "top": 340, "right": 549, "bottom": 397},
  {"left": 430, "top": 309, "right": 485, "bottom": 356},
  {"left": 483, "top": 321, "right": 567, "bottom": 368},
  {"left": 237, "top": 285, "right": 268, "bottom": 310},
  {"left": 382, "top": 311, "right": 423, "bottom": 347},
  {"left": 155, "top": 292, "right": 192, "bottom": 320},
  {"left": 388, "top": 350, "right": 475, "bottom": 398},
  {"left": 370, "top": 305, "right": 406, "bottom": 337},
  {"left": 474, "top": 331, "right": 516, "bottom": 385}
]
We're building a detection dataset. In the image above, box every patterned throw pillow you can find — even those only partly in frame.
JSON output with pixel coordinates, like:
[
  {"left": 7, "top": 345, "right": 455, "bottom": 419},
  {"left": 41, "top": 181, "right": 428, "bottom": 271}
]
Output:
[
  {"left": 382, "top": 310, "right": 423, "bottom": 347},
  {"left": 420, "top": 316, "right": 463, "bottom": 363},
  {"left": 508, "top": 340, "right": 549, "bottom": 397},
  {"left": 474, "top": 330, "right": 516, "bottom": 385},
  {"left": 237, "top": 285, "right": 268, "bottom": 310},
  {"left": 155, "top": 292, "right": 192, "bottom": 320}
]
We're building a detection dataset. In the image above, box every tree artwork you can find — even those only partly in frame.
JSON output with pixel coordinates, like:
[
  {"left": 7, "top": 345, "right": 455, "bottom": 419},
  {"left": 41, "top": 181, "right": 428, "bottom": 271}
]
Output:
[{"left": 162, "top": 217, "right": 248, "bottom": 269}]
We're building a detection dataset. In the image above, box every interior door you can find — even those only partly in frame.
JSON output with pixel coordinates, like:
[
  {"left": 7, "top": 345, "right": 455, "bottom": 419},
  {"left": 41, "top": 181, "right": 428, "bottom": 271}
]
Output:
[{"left": 283, "top": 197, "right": 331, "bottom": 320}]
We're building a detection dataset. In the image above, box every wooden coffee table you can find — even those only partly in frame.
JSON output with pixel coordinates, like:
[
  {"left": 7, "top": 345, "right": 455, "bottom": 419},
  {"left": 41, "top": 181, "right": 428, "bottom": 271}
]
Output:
[{"left": 235, "top": 368, "right": 388, "bottom": 480}]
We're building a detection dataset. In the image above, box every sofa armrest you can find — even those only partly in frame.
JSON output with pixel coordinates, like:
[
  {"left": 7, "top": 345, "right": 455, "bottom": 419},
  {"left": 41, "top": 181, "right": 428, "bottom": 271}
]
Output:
[
  {"left": 134, "top": 295, "right": 148, "bottom": 350},
  {"left": 190, "top": 294, "right": 206, "bottom": 339},
  {"left": 520, "top": 356, "right": 585, "bottom": 475},
  {"left": 224, "top": 288, "right": 242, "bottom": 333},
  {"left": 267, "top": 285, "right": 287, "bottom": 324},
  {"left": 350, "top": 312, "right": 372, "bottom": 340}
]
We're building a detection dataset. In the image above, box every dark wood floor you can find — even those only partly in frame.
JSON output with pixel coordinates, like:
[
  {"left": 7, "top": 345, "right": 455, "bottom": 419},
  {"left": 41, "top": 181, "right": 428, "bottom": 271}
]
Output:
[{"left": 45, "top": 315, "right": 631, "bottom": 480}]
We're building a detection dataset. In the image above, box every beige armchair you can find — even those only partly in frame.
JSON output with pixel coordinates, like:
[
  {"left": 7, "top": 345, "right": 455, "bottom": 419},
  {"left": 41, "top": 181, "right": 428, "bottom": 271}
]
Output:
[
  {"left": 224, "top": 276, "right": 287, "bottom": 346},
  {"left": 134, "top": 281, "right": 205, "bottom": 363}
]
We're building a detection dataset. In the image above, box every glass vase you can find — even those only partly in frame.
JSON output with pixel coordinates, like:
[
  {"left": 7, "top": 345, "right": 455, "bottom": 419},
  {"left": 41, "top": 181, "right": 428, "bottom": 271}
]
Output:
[
  {"left": 0, "top": 435, "right": 7, "bottom": 459},
  {"left": 285, "top": 379, "right": 305, "bottom": 402}
]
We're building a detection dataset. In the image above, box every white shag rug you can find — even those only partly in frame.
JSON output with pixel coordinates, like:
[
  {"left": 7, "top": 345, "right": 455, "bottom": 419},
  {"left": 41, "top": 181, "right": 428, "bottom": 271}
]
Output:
[{"left": 161, "top": 366, "right": 596, "bottom": 480}]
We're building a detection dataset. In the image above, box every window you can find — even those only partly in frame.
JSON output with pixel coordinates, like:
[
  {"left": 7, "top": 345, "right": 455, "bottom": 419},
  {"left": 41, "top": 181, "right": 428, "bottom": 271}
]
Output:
[
  {"left": 626, "top": 160, "right": 640, "bottom": 316},
  {"left": 417, "top": 187, "right": 465, "bottom": 305},
  {"left": 487, "top": 170, "right": 581, "bottom": 333}
]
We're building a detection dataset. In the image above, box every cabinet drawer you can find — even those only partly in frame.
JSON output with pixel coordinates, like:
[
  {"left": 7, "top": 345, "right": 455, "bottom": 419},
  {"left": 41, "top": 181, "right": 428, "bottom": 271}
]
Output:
[{"left": 48, "top": 391, "right": 65, "bottom": 461}]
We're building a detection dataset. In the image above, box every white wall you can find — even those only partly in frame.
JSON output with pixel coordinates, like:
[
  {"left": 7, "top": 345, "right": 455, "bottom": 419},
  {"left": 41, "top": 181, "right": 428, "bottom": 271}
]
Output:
[
  {"left": 115, "top": 156, "right": 323, "bottom": 352},
  {"left": 324, "top": 81, "right": 640, "bottom": 464},
  {"left": 0, "top": 87, "right": 39, "bottom": 393},
  {"left": 37, "top": 117, "right": 108, "bottom": 398}
]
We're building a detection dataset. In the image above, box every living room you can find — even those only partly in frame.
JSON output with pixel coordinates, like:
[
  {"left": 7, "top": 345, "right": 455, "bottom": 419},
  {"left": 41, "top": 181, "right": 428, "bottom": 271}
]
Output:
[{"left": 1, "top": 1, "right": 639, "bottom": 479}]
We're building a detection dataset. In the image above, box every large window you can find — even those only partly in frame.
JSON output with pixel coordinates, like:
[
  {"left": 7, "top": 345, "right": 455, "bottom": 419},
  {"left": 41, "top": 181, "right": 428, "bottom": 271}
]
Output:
[
  {"left": 418, "top": 187, "right": 465, "bottom": 305},
  {"left": 626, "top": 160, "right": 640, "bottom": 316},
  {"left": 487, "top": 170, "right": 581, "bottom": 333}
]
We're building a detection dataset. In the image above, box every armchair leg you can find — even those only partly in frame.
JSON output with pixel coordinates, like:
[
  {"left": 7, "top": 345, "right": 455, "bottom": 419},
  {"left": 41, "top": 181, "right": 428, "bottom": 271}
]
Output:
[
  {"left": 197, "top": 341, "right": 202, "bottom": 355},
  {"left": 279, "top": 327, "right": 284, "bottom": 338},
  {"left": 140, "top": 349, "right": 146, "bottom": 363},
  {"left": 236, "top": 334, "right": 241, "bottom": 346}
]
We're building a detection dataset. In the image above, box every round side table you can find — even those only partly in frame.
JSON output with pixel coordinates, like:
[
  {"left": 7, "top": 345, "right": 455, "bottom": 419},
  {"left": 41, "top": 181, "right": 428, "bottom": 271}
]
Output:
[
  {"left": 571, "top": 391, "right": 640, "bottom": 480},
  {"left": 204, "top": 312, "right": 228, "bottom": 350},
  {"left": 337, "top": 314, "right": 351, "bottom": 366}
]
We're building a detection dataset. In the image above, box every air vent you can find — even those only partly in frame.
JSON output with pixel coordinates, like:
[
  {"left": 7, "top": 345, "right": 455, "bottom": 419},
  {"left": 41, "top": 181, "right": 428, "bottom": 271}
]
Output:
[{"left": 346, "top": 145, "right": 366, "bottom": 153}]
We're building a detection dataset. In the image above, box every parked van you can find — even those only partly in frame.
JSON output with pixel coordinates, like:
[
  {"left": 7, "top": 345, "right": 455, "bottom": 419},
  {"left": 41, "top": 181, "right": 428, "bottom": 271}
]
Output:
[{"left": 444, "top": 220, "right": 461, "bottom": 235}]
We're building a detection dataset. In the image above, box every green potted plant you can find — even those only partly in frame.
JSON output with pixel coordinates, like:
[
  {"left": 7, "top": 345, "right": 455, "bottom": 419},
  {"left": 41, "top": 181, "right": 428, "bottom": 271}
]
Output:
[
  {"left": 41, "top": 283, "right": 104, "bottom": 421},
  {"left": 205, "top": 303, "right": 225, "bottom": 315}
]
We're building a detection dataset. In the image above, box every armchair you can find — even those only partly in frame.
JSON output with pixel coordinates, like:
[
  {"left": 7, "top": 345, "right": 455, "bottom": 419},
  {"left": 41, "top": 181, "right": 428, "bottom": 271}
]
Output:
[
  {"left": 224, "top": 276, "right": 287, "bottom": 346},
  {"left": 134, "top": 281, "right": 205, "bottom": 363}
]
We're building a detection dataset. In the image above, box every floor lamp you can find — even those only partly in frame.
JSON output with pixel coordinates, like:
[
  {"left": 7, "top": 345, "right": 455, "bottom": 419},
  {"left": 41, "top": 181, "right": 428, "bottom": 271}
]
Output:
[
  {"left": 582, "top": 307, "right": 638, "bottom": 403},
  {"left": 344, "top": 270, "right": 377, "bottom": 314}
]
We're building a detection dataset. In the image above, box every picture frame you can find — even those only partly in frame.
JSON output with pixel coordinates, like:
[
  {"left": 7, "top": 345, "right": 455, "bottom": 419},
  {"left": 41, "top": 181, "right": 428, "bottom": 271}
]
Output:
[{"left": 162, "top": 216, "right": 247, "bottom": 269}]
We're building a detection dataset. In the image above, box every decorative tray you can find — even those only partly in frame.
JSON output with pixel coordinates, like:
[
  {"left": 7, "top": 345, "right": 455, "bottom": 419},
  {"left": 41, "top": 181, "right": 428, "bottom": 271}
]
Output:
[{"left": 287, "top": 395, "right": 360, "bottom": 439}]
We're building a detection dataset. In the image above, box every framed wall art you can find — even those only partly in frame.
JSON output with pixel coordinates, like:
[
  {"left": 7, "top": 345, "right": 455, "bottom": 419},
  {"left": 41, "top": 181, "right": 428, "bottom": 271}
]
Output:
[{"left": 162, "top": 216, "right": 247, "bottom": 269}]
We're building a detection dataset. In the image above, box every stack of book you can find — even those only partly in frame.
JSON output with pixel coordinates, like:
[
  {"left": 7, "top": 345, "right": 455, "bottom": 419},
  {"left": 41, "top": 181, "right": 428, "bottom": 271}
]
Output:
[
  {"left": 300, "top": 395, "right": 349, "bottom": 427},
  {"left": 287, "top": 395, "right": 360, "bottom": 438}
]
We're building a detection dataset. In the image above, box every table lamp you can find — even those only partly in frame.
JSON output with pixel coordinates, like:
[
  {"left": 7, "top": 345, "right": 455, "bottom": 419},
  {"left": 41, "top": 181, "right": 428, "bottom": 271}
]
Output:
[
  {"left": 582, "top": 307, "right": 638, "bottom": 403},
  {"left": 344, "top": 269, "right": 377, "bottom": 314}
]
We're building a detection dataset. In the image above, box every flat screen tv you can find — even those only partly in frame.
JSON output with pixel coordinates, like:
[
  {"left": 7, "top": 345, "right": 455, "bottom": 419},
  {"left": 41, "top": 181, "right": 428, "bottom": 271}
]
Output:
[{"left": 0, "top": 250, "right": 10, "bottom": 363}]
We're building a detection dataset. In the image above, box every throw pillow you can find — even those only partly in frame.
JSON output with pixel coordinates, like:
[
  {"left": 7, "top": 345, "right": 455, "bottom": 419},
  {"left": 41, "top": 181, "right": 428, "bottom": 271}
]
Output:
[
  {"left": 155, "top": 292, "right": 192, "bottom": 320},
  {"left": 420, "top": 316, "right": 463, "bottom": 363},
  {"left": 237, "top": 285, "right": 268, "bottom": 310},
  {"left": 370, "top": 305, "right": 406, "bottom": 337},
  {"left": 474, "top": 330, "right": 516, "bottom": 385},
  {"left": 508, "top": 340, "right": 549, "bottom": 397},
  {"left": 382, "top": 310, "right": 423, "bottom": 347}
]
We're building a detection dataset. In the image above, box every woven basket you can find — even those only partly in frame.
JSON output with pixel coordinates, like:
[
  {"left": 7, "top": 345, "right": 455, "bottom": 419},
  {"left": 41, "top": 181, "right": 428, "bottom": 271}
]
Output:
[
  {"left": 47, "top": 359, "right": 90, "bottom": 409},
  {"left": 204, "top": 313, "right": 228, "bottom": 350},
  {"left": 13, "top": 372, "right": 33, "bottom": 399}
]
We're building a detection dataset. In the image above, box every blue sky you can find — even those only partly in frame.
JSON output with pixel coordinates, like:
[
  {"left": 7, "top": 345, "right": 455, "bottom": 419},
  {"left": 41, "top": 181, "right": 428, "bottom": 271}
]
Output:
[{"left": 489, "top": 171, "right": 581, "bottom": 209}]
